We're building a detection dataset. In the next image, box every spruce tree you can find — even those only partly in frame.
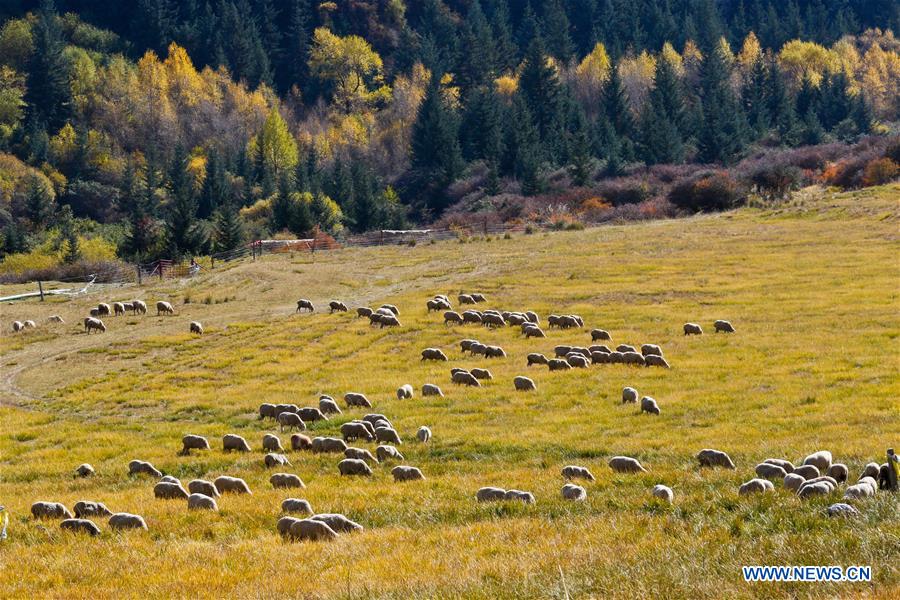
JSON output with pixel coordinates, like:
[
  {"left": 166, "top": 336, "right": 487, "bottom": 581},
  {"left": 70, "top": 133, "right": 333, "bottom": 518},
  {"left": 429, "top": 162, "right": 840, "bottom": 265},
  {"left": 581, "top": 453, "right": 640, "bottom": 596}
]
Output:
[
  {"left": 198, "top": 148, "right": 226, "bottom": 219},
  {"left": 543, "top": 0, "right": 573, "bottom": 62},
  {"left": 212, "top": 201, "right": 245, "bottom": 253},
  {"left": 165, "top": 146, "right": 206, "bottom": 257},
  {"left": 24, "top": 174, "right": 54, "bottom": 231},
  {"left": 601, "top": 60, "right": 634, "bottom": 139},
  {"left": 410, "top": 74, "right": 463, "bottom": 213},
  {"left": 26, "top": 1, "right": 71, "bottom": 132},
  {"left": 742, "top": 56, "right": 771, "bottom": 136},
  {"left": 457, "top": 0, "right": 497, "bottom": 93},
  {"left": 272, "top": 172, "right": 294, "bottom": 232},
  {"left": 518, "top": 36, "right": 565, "bottom": 162},
  {"left": 486, "top": 0, "right": 517, "bottom": 72},
  {"left": 460, "top": 86, "right": 504, "bottom": 163},
  {"left": 697, "top": 43, "right": 747, "bottom": 164},
  {"left": 766, "top": 60, "right": 796, "bottom": 139}
]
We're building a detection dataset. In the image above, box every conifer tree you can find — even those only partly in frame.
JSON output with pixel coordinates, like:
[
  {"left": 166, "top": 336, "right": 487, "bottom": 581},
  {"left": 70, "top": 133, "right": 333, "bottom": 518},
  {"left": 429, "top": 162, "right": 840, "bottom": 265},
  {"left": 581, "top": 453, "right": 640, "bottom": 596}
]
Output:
[{"left": 26, "top": 1, "right": 71, "bottom": 131}]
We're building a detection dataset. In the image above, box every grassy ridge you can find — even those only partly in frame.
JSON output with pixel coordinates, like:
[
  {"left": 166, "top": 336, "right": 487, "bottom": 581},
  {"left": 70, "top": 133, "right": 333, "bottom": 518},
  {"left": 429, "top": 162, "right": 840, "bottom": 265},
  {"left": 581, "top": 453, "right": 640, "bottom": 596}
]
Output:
[{"left": 0, "top": 185, "right": 898, "bottom": 598}]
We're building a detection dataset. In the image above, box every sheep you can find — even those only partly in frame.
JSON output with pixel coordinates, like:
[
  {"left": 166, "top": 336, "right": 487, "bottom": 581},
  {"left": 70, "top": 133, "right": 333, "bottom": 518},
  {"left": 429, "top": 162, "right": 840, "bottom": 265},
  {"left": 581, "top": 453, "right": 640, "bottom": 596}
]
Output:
[
  {"left": 187, "top": 493, "right": 218, "bottom": 511},
  {"left": 97, "top": 303, "right": 112, "bottom": 316},
  {"left": 683, "top": 323, "right": 703, "bottom": 335},
  {"left": 298, "top": 407, "right": 327, "bottom": 423},
  {"left": 376, "top": 445, "right": 404, "bottom": 462},
  {"left": 60, "top": 518, "right": 101, "bottom": 536},
  {"left": 341, "top": 422, "right": 375, "bottom": 443},
  {"left": 262, "top": 434, "right": 285, "bottom": 453},
  {"left": 189, "top": 321, "right": 203, "bottom": 335},
  {"left": 640, "top": 396, "right": 661, "bottom": 415},
  {"left": 379, "top": 314, "right": 401, "bottom": 328},
  {"left": 89, "top": 308, "right": 100, "bottom": 317},
  {"left": 798, "top": 476, "right": 838, "bottom": 495},
  {"left": 48, "top": 315, "right": 65, "bottom": 324},
  {"left": 444, "top": 311, "right": 464, "bottom": 325},
  {"left": 476, "top": 487, "right": 507, "bottom": 502},
  {"left": 291, "top": 433, "right": 313, "bottom": 451},
  {"left": 469, "top": 342, "right": 487, "bottom": 356},
  {"left": 617, "top": 344, "right": 637, "bottom": 353},
  {"left": 462, "top": 310, "right": 483, "bottom": 324},
  {"left": 561, "top": 465, "right": 595, "bottom": 481},
  {"left": 31, "top": 501, "right": 73, "bottom": 520},
  {"left": 553, "top": 345, "right": 572, "bottom": 358},
  {"left": 22, "top": 319, "right": 36, "bottom": 329},
  {"left": 222, "top": 433, "right": 251, "bottom": 452},
  {"left": 460, "top": 339, "right": 479, "bottom": 353},
  {"left": 651, "top": 484, "right": 674, "bottom": 503},
  {"left": 548, "top": 359, "right": 572, "bottom": 371},
  {"left": 265, "top": 453, "right": 291, "bottom": 469},
  {"left": 591, "top": 329, "right": 612, "bottom": 341},
  {"left": 311, "top": 437, "right": 348, "bottom": 454},
  {"left": 608, "top": 456, "right": 647, "bottom": 473},
  {"left": 755, "top": 463, "right": 788, "bottom": 480},
  {"left": 392, "top": 465, "right": 425, "bottom": 482},
  {"left": 470, "top": 368, "right": 492, "bottom": 380},
  {"left": 567, "top": 354, "right": 590, "bottom": 368},
  {"left": 559, "top": 315, "right": 581, "bottom": 329},
  {"left": 827, "top": 463, "right": 849, "bottom": 483},
  {"left": 339, "top": 458, "right": 373, "bottom": 476},
  {"left": 318, "top": 396, "right": 342, "bottom": 415},
  {"left": 458, "top": 294, "right": 476, "bottom": 305},
  {"left": 421, "top": 348, "right": 449, "bottom": 361},
  {"left": 591, "top": 351, "right": 611, "bottom": 364},
  {"left": 714, "top": 320, "right": 735, "bottom": 333},
  {"left": 296, "top": 299, "right": 314, "bottom": 313},
  {"left": 270, "top": 473, "right": 305, "bottom": 489},
  {"left": 783, "top": 473, "right": 806, "bottom": 491},
  {"left": 273, "top": 404, "right": 299, "bottom": 418},
  {"left": 640, "top": 344, "right": 663, "bottom": 357},
  {"left": 11, "top": 321, "right": 23, "bottom": 332},
  {"left": 328, "top": 301, "right": 348, "bottom": 313},
  {"left": 507, "top": 314, "right": 527, "bottom": 326},
  {"left": 132, "top": 300, "right": 148, "bottom": 314},
  {"left": 154, "top": 481, "right": 189, "bottom": 500},
  {"left": 375, "top": 427, "right": 402, "bottom": 445},
  {"left": 762, "top": 458, "right": 794, "bottom": 473},
  {"left": 83, "top": 317, "right": 106, "bottom": 333},
  {"left": 523, "top": 325, "right": 545, "bottom": 338},
  {"left": 451, "top": 370, "right": 480, "bottom": 386},
  {"left": 697, "top": 449, "right": 736, "bottom": 470},
  {"left": 214, "top": 476, "right": 251, "bottom": 495},
  {"left": 158, "top": 475, "right": 181, "bottom": 485},
  {"left": 417, "top": 426, "right": 432, "bottom": 443},
  {"left": 547, "top": 315, "right": 561, "bottom": 328},
  {"left": 74, "top": 463, "right": 95, "bottom": 478},
  {"left": 504, "top": 490, "right": 536, "bottom": 503},
  {"left": 644, "top": 354, "right": 671, "bottom": 368},
  {"left": 426, "top": 299, "right": 444, "bottom": 312},
  {"left": 739, "top": 478, "right": 774, "bottom": 495},
  {"left": 622, "top": 351, "right": 646, "bottom": 366},
  {"left": 344, "top": 392, "right": 372, "bottom": 408},
  {"left": 108, "top": 513, "right": 148, "bottom": 531},
  {"left": 113, "top": 302, "right": 126, "bottom": 316},
  {"left": 180, "top": 434, "right": 210, "bottom": 455},
  {"left": 561, "top": 484, "right": 587, "bottom": 501},
  {"left": 156, "top": 301, "right": 175, "bottom": 315},
  {"left": 622, "top": 387, "right": 639, "bottom": 404},
  {"left": 514, "top": 376, "right": 536, "bottom": 392},
  {"left": 277, "top": 516, "right": 302, "bottom": 538},
  {"left": 843, "top": 481, "right": 876, "bottom": 500},
  {"left": 397, "top": 384, "right": 414, "bottom": 400},
  {"left": 484, "top": 345, "right": 507, "bottom": 358},
  {"left": 277, "top": 412, "right": 306, "bottom": 432},
  {"left": 122, "top": 302, "right": 134, "bottom": 313},
  {"left": 257, "top": 403, "right": 276, "bottom": 420},
  {"left": 859, "top": 463, "right": 881, "bottom": 480},
  {"left": 289, "top": 519, "right": 339, "bottom": 542},
  {"left": 422, "top": 383, "right": 444, "bottom": 397},
  {"left": 128, "top": 460, "right": 162, "bottom": 478},
  {"left": 792, "top": 464, "right": 820, "bottom": 480},
  {"left": 356, "top": 307, "right": 373, "bottom": 318},
  {"left": 803, "top": 451, "right": 833, "bottom": 473},
  {"left": 363, "top": 414, "right": 392, "bottom": 428},
  {"left": 608, "top": 352, "right": 625, "bottom": 364},
  {"left": 345, "top": 447, "right": 378, "bottom": 463},
  {"left": 527, "top": 353, "right": 549, "bottom": 367},
  {"left": 798, "top": 481, "right": 832, "bottom": 499},
  {"left": 826, "top": 503, "right": 860, "bottom": 517},
  {"left": 482, "top": 313, "right": 505, "bottom": 328},
  {"left": 282, "top": 498, "right": 314, "bottom": 515},
  {"left": 310, "top": 513, "right": 363, "bottom": 534},
  {"left": 188, "top": 480, "right": 219, "bottom": 498}
]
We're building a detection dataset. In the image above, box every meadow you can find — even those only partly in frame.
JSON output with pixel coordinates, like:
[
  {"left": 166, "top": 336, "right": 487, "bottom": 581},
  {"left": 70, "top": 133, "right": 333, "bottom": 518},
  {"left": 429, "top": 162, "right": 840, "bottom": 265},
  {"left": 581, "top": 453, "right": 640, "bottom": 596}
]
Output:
[{"left": 0, "top": 185, "right": 898, "bottom": 599}]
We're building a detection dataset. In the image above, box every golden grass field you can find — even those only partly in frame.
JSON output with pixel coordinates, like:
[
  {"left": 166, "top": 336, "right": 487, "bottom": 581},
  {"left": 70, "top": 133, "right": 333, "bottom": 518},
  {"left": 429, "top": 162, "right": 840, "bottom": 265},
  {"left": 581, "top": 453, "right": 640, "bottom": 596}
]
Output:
[{"left": 1, "top": 185, "right": 898, "bottom": 599}]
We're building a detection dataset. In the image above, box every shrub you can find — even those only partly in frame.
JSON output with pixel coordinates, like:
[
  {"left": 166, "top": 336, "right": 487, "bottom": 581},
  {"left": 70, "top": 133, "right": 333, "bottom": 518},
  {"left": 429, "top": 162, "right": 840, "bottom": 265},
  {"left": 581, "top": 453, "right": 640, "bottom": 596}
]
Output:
[
  {"left": 862, "top": 158, "right": 899, "bottom": 187},
  {"left": 822, "top": 158, "right": 867, "bottom": 189},
  {"left": 748, "top": 163, "right": 804, "bottom": 201},
  {"left": 596, "top": 178, "right": 654, "bottom": 206},
  {"left": 885, "top": 138, "right": 900, "bottom": 164},
  {"left": 668, "top": 171, "right": 747, "bottom": 212}
]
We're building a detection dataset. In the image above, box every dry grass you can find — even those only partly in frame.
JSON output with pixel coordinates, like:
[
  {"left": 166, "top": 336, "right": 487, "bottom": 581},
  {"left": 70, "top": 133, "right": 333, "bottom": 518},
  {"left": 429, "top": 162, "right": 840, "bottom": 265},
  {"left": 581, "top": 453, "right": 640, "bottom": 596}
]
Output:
[{"left": 1, "top": 185, "right": 898, "bottom": 599}]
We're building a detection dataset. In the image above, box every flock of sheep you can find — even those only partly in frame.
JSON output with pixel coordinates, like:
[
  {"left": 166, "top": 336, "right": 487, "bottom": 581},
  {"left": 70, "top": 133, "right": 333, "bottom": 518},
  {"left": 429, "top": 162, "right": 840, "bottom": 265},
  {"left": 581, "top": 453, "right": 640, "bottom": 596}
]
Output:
[
  {"left": 10, "top": 299, "right": 204, "bottom": 336},
  {"left": 14, "top": 288, "right": 892, "bottom": 543}
]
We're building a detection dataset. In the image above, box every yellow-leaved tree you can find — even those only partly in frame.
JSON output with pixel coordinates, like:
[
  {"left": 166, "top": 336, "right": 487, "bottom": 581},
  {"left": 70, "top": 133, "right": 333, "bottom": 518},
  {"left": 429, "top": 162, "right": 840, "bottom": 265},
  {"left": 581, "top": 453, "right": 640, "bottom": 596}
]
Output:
[{"left": 309, "top": 28, "right": 390, "bottom": 113}]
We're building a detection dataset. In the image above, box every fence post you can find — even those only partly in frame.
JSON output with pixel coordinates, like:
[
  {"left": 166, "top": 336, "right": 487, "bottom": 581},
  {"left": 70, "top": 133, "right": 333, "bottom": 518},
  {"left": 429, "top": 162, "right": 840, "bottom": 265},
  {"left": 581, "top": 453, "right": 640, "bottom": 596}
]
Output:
[
  {"left": 483, "top": 218, "right": 488, "bottom": 236},
  {"left": 211, "top": 255, "right": 215, "bottom": 269},
  {"left": 38, "top": 281, "right": 45, "bottom": 301},
  {"left": 380, "top": 230, "right": 384, "bottom": 246},
  {"left": 136, "top": 264, "right": 142, "bottom": 285}
]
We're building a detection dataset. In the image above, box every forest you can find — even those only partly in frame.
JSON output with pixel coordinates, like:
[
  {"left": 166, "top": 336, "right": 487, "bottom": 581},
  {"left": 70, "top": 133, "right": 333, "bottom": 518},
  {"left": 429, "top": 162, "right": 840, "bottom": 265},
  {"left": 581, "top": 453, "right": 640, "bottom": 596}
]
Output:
[{"left": 0, "top": 0, "right": 898, "bottom": 274}]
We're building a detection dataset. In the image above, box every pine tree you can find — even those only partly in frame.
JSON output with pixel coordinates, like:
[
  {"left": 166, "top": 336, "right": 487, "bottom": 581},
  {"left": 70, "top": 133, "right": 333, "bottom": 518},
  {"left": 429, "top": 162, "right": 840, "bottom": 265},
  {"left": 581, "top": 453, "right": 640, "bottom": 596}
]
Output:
[
  {"left": 212, "top": 201, "right": 245, "bottom": 253},
  {"left": 198, "top": 148, "right": 227, "bottom": 219},
  {"left": 122, "top": 164, "right": 160, "bottom": 260},
  {"left": 697, "top": 43, "right": 747, "bottom": 164},
  {"left": 25, "top": 1, "right": 71, "bottom": 131},
  {"left": 281, "top": 0, "right": 311, "bottom": 94},
  {"left": 24, "top": 174, "right": 54, "bottom": 231},
  {"left": 518, "top": 36, "right": 565, "bottom": 162},
  {"left": 638, "top": 100, "right": 684, "bottom": 165},
  {"left": 165, "top": 146, "right": 206, "bottom": 257},
  {"left": 543, "top": 0, "right": 573, "bottom": 62},
  {"left": 818, "top": 72, "right": 853, "bottom": 130},
  {"left": 410, "top": 74, "right": 463, "bottom": 213},
  {"left": 742, "top": 56, "right": 771, "bottom": 136},
  {"left": 460, "top": 86, "right": 504, "bottom": 163},
  {"left": 272, "top": 172, "right": 294, "bottom": 231},
  {"left": 486, "top": 0, "right": 517, "bottom": 72},
  {"left": 58, "top": 206, "right": 80, "bottom": 264},
  {"left": 766, "top": 60, "right": 796, "bottom": 139},
  {"left": 457, "top": 0, "right": 497, "bottom": 93},
  {"left": 602, "top": 60, "right": 634, "bottom": 139},
  {"left": 568, "top": 126, "right": 593, "bottom": 186}
]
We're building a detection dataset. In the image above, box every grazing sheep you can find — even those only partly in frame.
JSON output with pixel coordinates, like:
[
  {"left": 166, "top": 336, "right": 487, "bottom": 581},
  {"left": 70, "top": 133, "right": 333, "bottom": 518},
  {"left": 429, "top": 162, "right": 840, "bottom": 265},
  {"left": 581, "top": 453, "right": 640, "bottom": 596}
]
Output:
[
  {"left": 97, "top": 303, "right": 112, "bottom": 316},
  {"left": 444, "top": 311, "right": 464, "bottom": 325},
  {"left": 554, "top": 345, "right": 572, "bottom": 358},
  {"left": 590, "top": 345, "right": 612, "bottom": 354},
  {"left": 426, "top": 299, "right": 444, "bottom": 312},
  {"left": 74, "top": 463, "right": 95, "bottom": 478},
  {"left": 31, "top": 502, "right": 73, "bottom": 520},
  {"left": 392, "top": 465, "right": 425, "bottom": 481},
  {"left": 154, "top": 481, "right": 189, "bottom": 500},
  {"left": 470, "top": 368, "right": 492, "bottom": 380},
  {"left": 640, "top": 396, "right": 661, "bottom": 415},
  {"left": 714, "top": 320, "right": 735, "bottom": 333},
  {"left": 561, "top": 484, "right": 587, "bottom": 501},
  {"left": 827, "top": 503, "right": 859, "bottom": 517},
  {"left": 739, "top": 478, "right": 774, "bottom": 495},
  {"left": 310, "top": 513, "right": 363, "bottom": 534},
  {"left": 187, "top": 493, "right": 218, "bottom": 511},
  {"left": 609, "top": 456, "right": 647, "bottom": 473},
  {"left": 132, "top": 300, "right": 148, "bottom": 314},
  {"left": 83, "top": 317, "right": 106, "bottom": 333},
  {"left": 622, "top": 387, "right": 639, "bottom": 404},
  {"left": 827, "top": 464, "right": 849, "bottom": 483},
  {"left": 792, "top": 464, "right": 821, "bottom": 480},
  {"left": 798, "top": 476, "right": 838, "bottom": 494},
  {"left": 482, "top": 313, "right": 505, "bottom": 328},
  {"left": 344, "top": 392, "right": 372, "bottom": 408},
  {"left": 397, "top": 384, "right": 414, "bottom": 400},
  {"left": 318, "top": 396, "right": 342, "bottom": 415},
  {"left": 783, "top": 473, "right": 806, "bottom": 491},
  {"left": 270, "top": 473, "right": 305, "bottom": 489},
  {"left": 844, "top": 479, "right": 877, "bottom": 500},
  {"left": 763, "top": 458, "right": 794, "bottom": 473},
  {"left": 265, "top": 453, "right": 291, "bottom": 469},
  {"left": 476, "top": 487, "right": 507, "bottom": 502},
  {"left": 356, "top": 307, "right": 373, "bottom": 318},
  {"left": 298, "top": 407, "right": 327, "bottom": 423},
  {"left": 179, "top": 434, "right": 210, "bottom": 456},
  {"left": 60, "top": 518, "right": 101, "bottom": 536},
  {"left": 417, "top": 426, "right": 432, "bottom": 443},
  {"left": 258, "top": 403, "right": 277, "bottom": 420},
  {"left": 484, "top": 345, "right": 507, "bottom": 358},
  {"left": 860, "top": 463, "right": 881, "bottom": 480},
  {"left": 108, "top": 513, "right": 148, "bottom": 531},
  {"left": 291, "top": 434, "right": 313, "bottom": 451},
  {"left": 462, "top": 310, "right": 483, "bottom": 324},
  {"left": 561, "top": 465, "right": 595, "bottom": 481},
  {"left": 523, "top": 325, "right": 545, "bottom": 338},
  {"left": 468, "top": 342, "right": 487, "bottom": 356},
  {"left": 277, "top": 516, "right": 302, "bottom": 538},
  {"left": 188, "top": 480, "right": 219, "bottom": 498},
  {"left": 378, "top": 314, "right": 401, "bottom": 328},
  {"left": 375, "top": 427, "right": 402, "bottom": 445},
  {"left": 798, "top": 482, "right": 832, "bottom": 498},
  {"left": 513, "top": 376, "right": 536, "bottom": 392},
  {"left": 11, "top": 321, "right": 23, "bottom": 332},
  {"left": 376, "top": 445, "right": 404, "bottom": 462},
  {"left": 262, "top": 434, "right": 285, "bottom": 453},
  {"left": 755, "top": 463, "right": 788, "bottom": 480},
  {"left": 683, "top": 323, "right": 703, "bottom": 335},
  {"left": 113, "top": 302, "right": 126, "bottom": 316},
  {"left": 504, "top": 490, "right": 536, "bottom": 503},
  {"left": 328, "top": 301, "right": 348, "bottom": 313},
  {"left": 277, "top": 412, "right": 306, "bottom": 432},
  {"left": 48, "top": 315, "right": 65, "bottom": 323},
  {"left": 223, "top": 434, "right": 252, "bottom": 452},
  {"left": 159, "top": 475, "right": 180, "bottom": 485},
  {"left": 156, "top": 301, "right": 174, "bottom": 315},
  {"left": 282, "top": 498, "right": 313, "bottom": 515},
  {"left": 421, "top": 348, "right": 449, "bottom": 361},
  {"left": 345, "top": 447, "right": 378, "bottom": 463},
  {"left": 548, "top": 358, "right": 572, "bottom": 371},
  {"left": 422, "top": 383, "right": 444, "bottom": 397},
  {"left": 128, "top": 460, "right": 162, "bottom": 478},
  {"left": 460, "top": 339, "right": 478, "bottom": 353},
  {"left": 451, "top": 370, "right": 480, "bottom": 386},
  {"left": 507, "top": 314, "right": 527, "bottom": 326},
  {"left": 363, "top": 413, "right": 392, "bottom": 428},
  {"left": 311, "top": 437, "right": 348, "bottom": 454},
  {"left": 338, "top": 458, "right": 373, "bottom": 476},
  {"left": 89, "top": 308, "right": 100, "bottom": 317},
  {"left": 122, "top": 302, "right": 134, "bottom": 313},
  {"left": 22, "top": 319, "right": 36, "bottom": 329},
  {"left": 458, "top": 294, "right": 475, "bottom": 305},
  {"left": 697, "top": 449, "right": 736, "bottom": 470},
  {"left": 622, "top": 351, "right": 646, "bottom": 366},
  {"left": 189, "top": 321, "right": 203, "bottom": 335},
  {"left": 214, "top": 476, "right": 251, "bottom": 495},
  {"left": 341, "top": 422, "right": 375, "bottom": 443},
  {"left": 640, "top": 344, "right": 663, "bottom": 357},
  {"left": 608, "top": 352, "right": 625, "bottom": 364},
  {"left": 567, "top": 354, "right": 590, "bottom": 368},
  {"left": 617, "top": 344, "right": 637, "bottom": 353},
  {"left": 644, "top": 354, "right": 671, "bottom": 368},
  {"left": 527, "top": 353, "right": 549, "bottom": 366},
  {"left": 289, "top": 519, "right": 338, "bottom": 542},
  {"left": 591, "top": 329, "right": 612, "bottom": 341},
  {"left": 296, "top": 299, "right": 314, "bottom": 313},
  {"left": 652, "top": 485, "right": 674, "bottom": 503},
  {"left": 803, "top": 451, "right": 833, "bottom": 473},
  {"left": 591, "top": 351, "right": 611, "bottom": 364}
]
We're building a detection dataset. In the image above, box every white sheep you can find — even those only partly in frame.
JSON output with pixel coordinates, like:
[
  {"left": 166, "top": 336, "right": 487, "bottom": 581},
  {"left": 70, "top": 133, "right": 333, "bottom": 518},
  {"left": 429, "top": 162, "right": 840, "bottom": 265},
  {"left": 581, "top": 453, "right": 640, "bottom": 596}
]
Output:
[
  {"left": 697, "top": 449, "right": 736, "bottom": 470},
  {"left": 683, "top": 323, "right": 703, "bottom": 335},
  {"left": 397, "top": 384, "right": 414, "bottom": 400},
  {"left": 73, "top": 501, "right": 111, "bottom": 518},
  {"left": 561, "top": 484, "right": 587, "bottom": 501},
  {"left": 108, "top": 513, "right": 148, "bottom": 531},
  {"left": 60, "top": 518, "right": 101, "bottom": 536},
  {"left": 309, "top": 513, "right": 363, "bottom": 533},
  {"left": 188, "top": 479, "right": 219, "bottom": 498},
  {"left": 476, "top": 487, "right": 507, "bottom": 502},
  {"left": 83, "top": 317, "right": 106, "bottom": 333},
  {"left": 714, "top": 320, "right": 735, "bottom": 333},
  {"left": 608, "top": 456, "right": 647, "bottom": 473},
  {"left": 214, "top": 476, "right": 252, "bottom": 495},
  {"left": 561, "top": 465, "right": 595, "bottom": 481},
  {"left": 622, "top": 387, "right": 638, "bottom": 404},
  {"left": 282, "top": 498, "right": 313, "bottom": 515},
  {"left": 180, "top": 434, "right": 210, "bottom": 455},
  {"left": 422, "top": 383, "right": 444, "bottom": 397},
  {"left": 189, "top": 321, "right": 203, "bottom": 335},
  {"left": 739, "top": 478, "right": 774, "bottom": 495},
  {"left": 156, "top": 301, "right": 175, "bottom": 315},
  {"left": 289, "top": 519, "right": 338, "bottom": 542},
  {"left": 345, "top": 447, "right": 378, "bottom": 463},
  {"left": 222, "top": 434, "right": 251, "bottom": 452},
  {"left": 154, "top": 481, "right": 189, "bottom": 500},
  {"left": 74, "top": 463, "right": 95, "bottom": 478},
  {"left": 640, "top": 396, "right": 660, "bottom": 415},
  {"left": 128, "top": 459, "right": 162, "bottom": 478},
  {"left": 338, "top": 458, "right": 373, "bottom": 476},
  {"left": 513, "top": 376, "right": 536, "bottom": 391},
  {"left": 803, "top": 451, "right": 833, "bottom": 473},
  {"left": 187, "top": 493, "right": 218, "bottom": 511},
  {"left": 31, "top": 501, "right": 73, "bottom": 519},
  {"left": 277, "top": 412, "right": 306, "bottom": 432},
  {"left": 262, "top": 433, "right": 284, "bottom": 453},
  {"left": 651, "top": 484, "right": 674, "bottom": 503},
  {"left": 270, "top": 473, "right": 305, "bottom": 489},
  {"left": 318, "top": 396, "right": 342, "bottom": 415},
  {"left": 783, "top": 473, "right": 806, "bottom": 491},
  {"left": 264, "top": 453, "right": 291, "bottom": 469},
  {"left": 392, "top": 465, "right": 425, "bottom": 481},
  {"left": 376, "top": 445, "right": 404, "bottom": 462}
]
